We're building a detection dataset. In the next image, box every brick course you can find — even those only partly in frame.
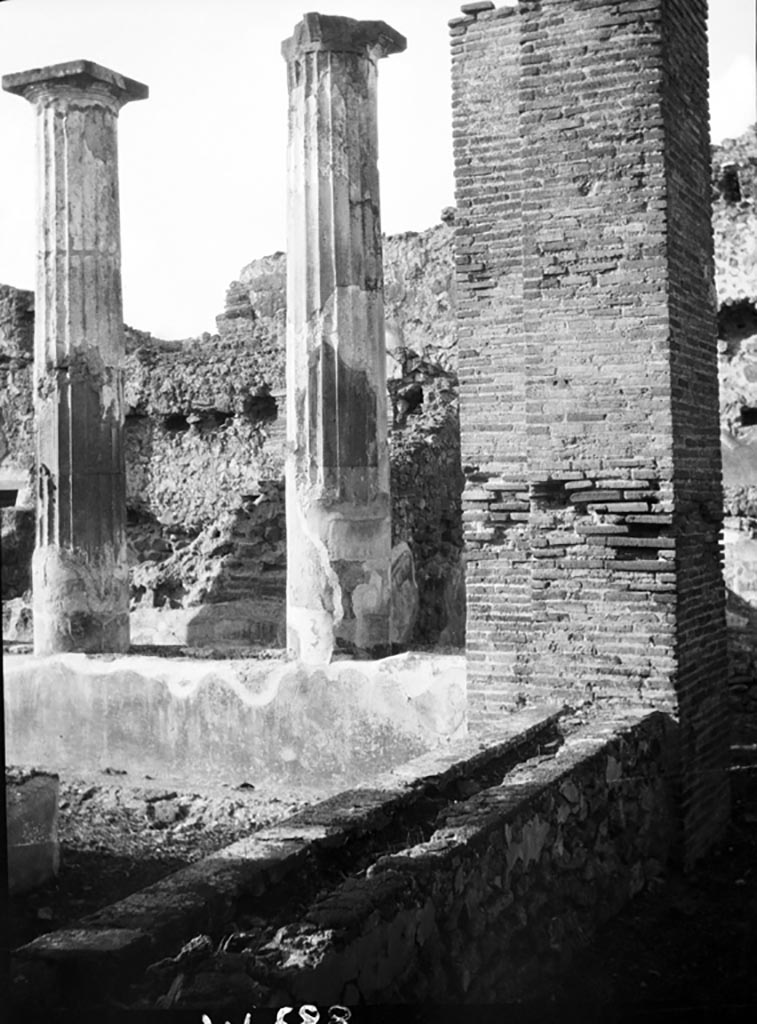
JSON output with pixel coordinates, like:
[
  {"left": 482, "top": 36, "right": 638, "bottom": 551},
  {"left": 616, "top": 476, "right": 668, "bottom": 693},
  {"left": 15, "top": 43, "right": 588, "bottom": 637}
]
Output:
[{"left": 452, "top": 0, "right": 730, "bottom": 862}]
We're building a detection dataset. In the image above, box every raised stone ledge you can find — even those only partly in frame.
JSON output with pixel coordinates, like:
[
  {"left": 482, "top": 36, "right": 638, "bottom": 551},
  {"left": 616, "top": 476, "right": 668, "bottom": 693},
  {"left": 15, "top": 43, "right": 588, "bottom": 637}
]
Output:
[
  {"left": 251, "top": 709, "right": 678, "bottom": 1003},
  {"left": 10, "top": 706, "right": 562, "bottom": 1005},
  {"left": 23, "top": 708, "right": 670, "bottom": 1007}
]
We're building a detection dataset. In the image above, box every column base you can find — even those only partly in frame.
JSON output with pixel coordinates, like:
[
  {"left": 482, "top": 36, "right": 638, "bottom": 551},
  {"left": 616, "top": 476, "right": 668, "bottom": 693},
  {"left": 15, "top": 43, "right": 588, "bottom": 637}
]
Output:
[
  {"left": 287, "top": 609, "right": 393, "bottom": 664},
  {"left": 32, "top": 545, "right": 130, "bottom": 655}
]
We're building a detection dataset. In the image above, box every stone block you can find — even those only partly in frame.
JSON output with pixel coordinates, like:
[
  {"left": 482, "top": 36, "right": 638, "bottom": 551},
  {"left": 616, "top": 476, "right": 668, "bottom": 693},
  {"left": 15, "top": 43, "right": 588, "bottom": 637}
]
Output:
[{"left": 6, "top": 767, "right": 60, "bottom": 894}]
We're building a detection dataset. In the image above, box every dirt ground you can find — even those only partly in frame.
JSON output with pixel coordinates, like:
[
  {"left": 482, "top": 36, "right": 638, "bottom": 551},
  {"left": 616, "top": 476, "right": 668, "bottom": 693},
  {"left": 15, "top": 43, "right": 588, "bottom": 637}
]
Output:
[
  {"left": 9, "top": 736, "right": 757, "bottom": 1013},
  {"left": 9, "top": 774, "right": 324, "bottom": 950}
]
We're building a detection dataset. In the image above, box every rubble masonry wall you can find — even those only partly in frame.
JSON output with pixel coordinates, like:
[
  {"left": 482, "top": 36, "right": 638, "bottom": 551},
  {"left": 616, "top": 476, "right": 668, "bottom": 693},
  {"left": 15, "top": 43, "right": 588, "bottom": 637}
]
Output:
[{"left": 249, "top": 711, "right": 676, "bottom": 1003}]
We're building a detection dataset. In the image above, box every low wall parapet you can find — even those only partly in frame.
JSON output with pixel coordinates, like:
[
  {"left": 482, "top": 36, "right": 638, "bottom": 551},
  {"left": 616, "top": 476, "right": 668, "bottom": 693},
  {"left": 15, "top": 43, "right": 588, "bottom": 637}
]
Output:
[{"left": 252, "top": 709, "right": 678, "bottom": 1004}]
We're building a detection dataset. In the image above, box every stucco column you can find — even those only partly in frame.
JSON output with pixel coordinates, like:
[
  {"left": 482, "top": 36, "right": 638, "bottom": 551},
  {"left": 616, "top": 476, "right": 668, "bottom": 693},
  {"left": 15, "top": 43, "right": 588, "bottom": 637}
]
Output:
[
  {"left": 282, "top": 15, "right": 405, "bottom": 663},
  {"left": 2, "top": 61, "right": 148, "bottom": 655}
]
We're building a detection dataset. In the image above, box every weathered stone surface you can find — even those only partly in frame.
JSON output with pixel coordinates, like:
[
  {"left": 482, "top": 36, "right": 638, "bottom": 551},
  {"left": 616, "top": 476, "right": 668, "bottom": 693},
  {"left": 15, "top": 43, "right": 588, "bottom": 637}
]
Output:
[
  {"left": 129, "top": 598, "right": 286, "bottom": 649},
  {"left": 719, "top": 293, "right": 757, "bottom": 525},
  {"left": 389, "top": 541, "right": 419, "bottom": 646},
  {"left": 1, "top": 506, "right": 34, "bottom": 598},
  {"left": 724, "top": 519, "right": 757, "bottom": 713},
  {"left": 129, "top": 480, "right": 286, "bottom": 609},
  {"left": 4, "top": 651, "right": 465, "bottom": 788},
  {"left": 383, "top": 220, "right": 457, "bottom": 373},
  {"left": 2, "top": 594, "right": 33, "bottom": 643},
  {"left": 710, "top": 169, "right": 757, "bottom": 709},
  {"left": 438, "top": 558, "right": 466, "bottom": 647},
  {"left": 712, "top": 126, "right": 757, "bottom": 307},
  {"left": 2, "top": 127, "right": 752, "bottom": 671},
  {"left": 282, "top": 15, "right": 405, "bottom": 663},
  {"left": 208, "top": 224, "right": 464, "bottom": 645},
  {"left": 0, "top": 284, "right": 35, "bottom": 481},
  {"left": 2, "top": 59, "right": 148, "bottom": 101},
  {"left": 227, "top": 712, "right": 677, "bottom": 1004},
  {"left": 281, "top": 13, "right": 405, "bottom": 61},
  {"left": 2, "top": 245, "right": 465, "bottom": 648},
  {"left": 3, "top": 61, "right": 147, "bottom": 654},
  {"left": 10, "top": 706, "right": 560, "bottom": 1009},
  {"left": 6, "top": 767, "right": 60, "bottom": 894}
]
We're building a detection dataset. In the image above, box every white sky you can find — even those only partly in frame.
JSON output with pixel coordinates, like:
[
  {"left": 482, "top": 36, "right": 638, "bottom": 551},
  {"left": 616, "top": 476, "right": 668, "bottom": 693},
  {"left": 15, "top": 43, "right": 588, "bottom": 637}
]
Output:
[{"left": 0, "top": 0, "right": 755, "bottom": 339}]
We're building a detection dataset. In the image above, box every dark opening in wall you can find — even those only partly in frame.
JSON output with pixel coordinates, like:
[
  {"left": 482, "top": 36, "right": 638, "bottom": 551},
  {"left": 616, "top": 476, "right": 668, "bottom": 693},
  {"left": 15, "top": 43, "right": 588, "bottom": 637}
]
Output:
[
  {"left": 391, "top": 382, "right": 424, "bottom": 427},
  {"left": 718, "top": 299, "right": 757, "bottom": 350},
  {"left": 205, "top": 410, "right": 234, "bottom": 429},
  {"left": 126, "top": 506, "right": 155, "bottom": 526},
  {"left": 243, "top": 394, "right": 278, "bottom": 423},
  {"left": 530, "top": 479, "right": 569, "bottom": 511},
  {"left": 718, "top": 163, "right": 742, "bottom": 203},
  {"left": 741, "top": 407, "right": 757, "bottom": 428},
  {"left": 164, "top": 413, "right": 190, "bottom": 433},
  {"left": 0, "top": 490, "right": 18, "bottom": 508}
]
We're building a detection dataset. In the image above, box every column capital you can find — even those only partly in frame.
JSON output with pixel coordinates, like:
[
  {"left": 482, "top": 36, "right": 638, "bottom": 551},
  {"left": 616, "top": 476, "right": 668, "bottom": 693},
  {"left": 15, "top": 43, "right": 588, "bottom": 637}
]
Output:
[
  {"left": 2, "top": 59, "right": 148, "bottom": 107},
  {"left": 281, "top": 13, "right": 406, "bottom": 63}
]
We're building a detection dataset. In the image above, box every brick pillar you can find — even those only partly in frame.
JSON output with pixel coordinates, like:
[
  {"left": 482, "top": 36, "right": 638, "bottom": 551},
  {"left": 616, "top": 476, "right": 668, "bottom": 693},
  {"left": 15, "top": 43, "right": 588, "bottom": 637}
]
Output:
[
  {"left": 281, "top": 14, "right": 405, "bottom": 663},
  {"left": 2, "top": 61, "right": 148, "bottom": 655},
  {"left": 451, "top": 0, "right": 730, "bottom": 864}
]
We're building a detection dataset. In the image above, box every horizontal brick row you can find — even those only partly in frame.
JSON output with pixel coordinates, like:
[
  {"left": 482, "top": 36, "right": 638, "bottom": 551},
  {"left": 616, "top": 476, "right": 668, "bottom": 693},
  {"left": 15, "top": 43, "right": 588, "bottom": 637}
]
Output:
[{"left": 451, "top": 0, "right": 729, "bottom": 860}]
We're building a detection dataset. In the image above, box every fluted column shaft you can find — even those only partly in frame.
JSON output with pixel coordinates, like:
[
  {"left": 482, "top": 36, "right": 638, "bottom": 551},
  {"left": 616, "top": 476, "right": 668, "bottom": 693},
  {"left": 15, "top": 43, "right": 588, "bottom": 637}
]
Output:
[
  {"left": 2, "top": 61, "right": 148, "bottom": 654},
  {"left": 282, "top": 15, "right": 405, "bottom": 663}
]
